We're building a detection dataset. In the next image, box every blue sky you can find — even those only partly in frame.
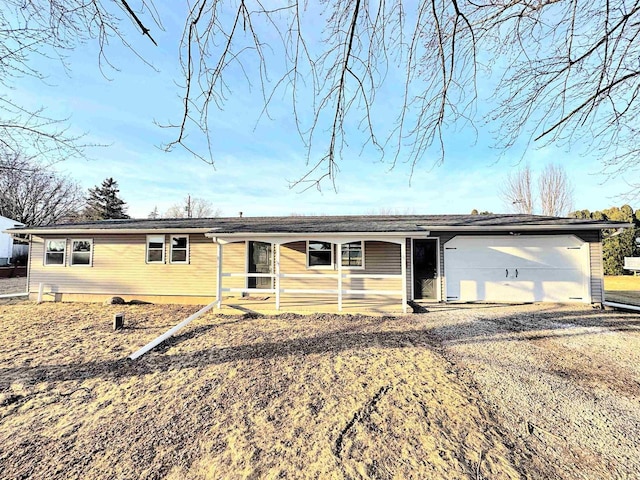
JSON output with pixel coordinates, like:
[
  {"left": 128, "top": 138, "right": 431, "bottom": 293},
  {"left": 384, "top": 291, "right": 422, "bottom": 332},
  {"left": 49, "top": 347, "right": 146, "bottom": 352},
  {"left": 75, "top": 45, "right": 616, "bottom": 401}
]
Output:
[{"left": 7, "top": 4, "right": 635, "bottom": 218}]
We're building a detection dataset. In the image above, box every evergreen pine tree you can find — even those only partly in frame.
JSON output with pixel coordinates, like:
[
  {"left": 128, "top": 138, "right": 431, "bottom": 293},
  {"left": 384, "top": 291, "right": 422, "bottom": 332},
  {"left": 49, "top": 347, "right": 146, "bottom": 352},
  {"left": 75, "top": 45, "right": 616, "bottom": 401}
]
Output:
[{"left": 84, "top": 178, "right": 130, "bottom": 220}]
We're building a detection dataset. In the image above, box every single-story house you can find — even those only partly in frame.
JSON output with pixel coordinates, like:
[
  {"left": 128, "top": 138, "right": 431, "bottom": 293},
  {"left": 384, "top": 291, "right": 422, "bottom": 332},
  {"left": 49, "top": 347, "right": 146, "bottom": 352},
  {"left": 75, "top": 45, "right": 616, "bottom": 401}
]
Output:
[
  {"left": 0, "top": 215, "right": 24, "bottom": 266},
  {"left": 5, "top": 214, "right": 629, "bottom": 312}
]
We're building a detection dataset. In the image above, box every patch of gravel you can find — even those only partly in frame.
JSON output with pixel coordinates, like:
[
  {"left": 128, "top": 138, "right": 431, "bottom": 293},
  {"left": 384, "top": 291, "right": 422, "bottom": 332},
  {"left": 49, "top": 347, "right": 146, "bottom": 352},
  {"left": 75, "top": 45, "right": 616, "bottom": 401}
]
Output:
[
  {"left": 417, "top": 303, "right": 640, "bottom": 480},
  {"left": 0, "top": 277, "right": 27, "bottom": 295}
]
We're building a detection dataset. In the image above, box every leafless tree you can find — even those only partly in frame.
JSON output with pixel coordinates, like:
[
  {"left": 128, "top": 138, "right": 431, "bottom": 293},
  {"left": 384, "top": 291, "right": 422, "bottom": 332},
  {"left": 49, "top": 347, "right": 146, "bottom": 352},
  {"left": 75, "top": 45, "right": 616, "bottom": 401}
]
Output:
[
  {"left": 502, "top": 163, "right": 574, "bottom": 215},
  {"left": 502, "top": 165, "right": 534, "bottom": 214},
  {"left": 0, "top": 150, "right": 84, "bottom": 225},
  {"left": 538, "top": 164, "right": 574, "bottom": 216},
  {"left": 164, "top": 196, "right": 220, "bottom": 218},
  {"left": 148, "top": 206, "right": 160, "bottom": 219},
  {"left": 3, "top": 1, "right": 640, "bottom": 191}
]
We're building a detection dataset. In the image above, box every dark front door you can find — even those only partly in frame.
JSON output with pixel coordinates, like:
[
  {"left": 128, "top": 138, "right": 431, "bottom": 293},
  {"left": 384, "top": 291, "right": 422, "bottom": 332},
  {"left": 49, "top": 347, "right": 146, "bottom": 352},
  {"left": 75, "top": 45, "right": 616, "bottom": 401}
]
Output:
[
  {"left": 413, "top": 239, "right": 438, "bottom": 300},
  {"left": 248, "top": 241, "right": 273, "bottom": 289}
]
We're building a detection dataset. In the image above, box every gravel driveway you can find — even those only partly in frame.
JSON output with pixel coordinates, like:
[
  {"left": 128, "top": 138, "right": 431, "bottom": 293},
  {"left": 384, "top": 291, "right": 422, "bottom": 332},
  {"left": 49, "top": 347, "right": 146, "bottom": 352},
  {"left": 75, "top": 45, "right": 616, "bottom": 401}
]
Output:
[{"left": 419, "top": 303, "right": 640, "bottom": 479}]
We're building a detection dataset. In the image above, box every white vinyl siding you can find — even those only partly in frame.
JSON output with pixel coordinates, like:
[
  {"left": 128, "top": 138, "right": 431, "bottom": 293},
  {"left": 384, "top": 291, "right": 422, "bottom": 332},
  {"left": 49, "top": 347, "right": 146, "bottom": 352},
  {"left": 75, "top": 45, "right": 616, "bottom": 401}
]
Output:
[{"left": 30, "top": 234, "right": 218, "bottom": 297}]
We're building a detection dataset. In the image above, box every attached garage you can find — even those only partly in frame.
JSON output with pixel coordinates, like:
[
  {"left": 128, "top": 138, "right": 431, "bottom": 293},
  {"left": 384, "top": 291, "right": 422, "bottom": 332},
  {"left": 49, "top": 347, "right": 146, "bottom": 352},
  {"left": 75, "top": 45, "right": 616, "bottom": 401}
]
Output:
[{"left": 444, "top": 235, "right": 591, "bottom": 303}]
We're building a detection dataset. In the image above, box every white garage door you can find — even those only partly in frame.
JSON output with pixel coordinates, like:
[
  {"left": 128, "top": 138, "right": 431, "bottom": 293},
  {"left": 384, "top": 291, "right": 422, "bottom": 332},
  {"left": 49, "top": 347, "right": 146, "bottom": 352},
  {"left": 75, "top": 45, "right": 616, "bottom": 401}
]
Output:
[{"left": 444, "top": 235, "right": 590, "bottom": 303}]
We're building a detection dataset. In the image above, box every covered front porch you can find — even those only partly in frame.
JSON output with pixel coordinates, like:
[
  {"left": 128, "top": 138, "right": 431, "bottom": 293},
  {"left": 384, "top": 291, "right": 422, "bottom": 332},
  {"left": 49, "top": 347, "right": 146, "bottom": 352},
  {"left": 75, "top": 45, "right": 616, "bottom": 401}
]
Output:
[{"left": 209, "top": 235, "right": 410, "bottom": 314}]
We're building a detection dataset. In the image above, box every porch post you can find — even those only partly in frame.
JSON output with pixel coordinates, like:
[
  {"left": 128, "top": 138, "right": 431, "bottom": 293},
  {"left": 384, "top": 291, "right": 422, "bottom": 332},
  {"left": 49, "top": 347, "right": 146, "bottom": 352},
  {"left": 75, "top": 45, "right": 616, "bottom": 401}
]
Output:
[
  {"left": 216, "top": 242, "right": 223, "bottom": 309},
  {"left": 275, "top": 243, "right": 281, "bottom": 311},
  {"left": 337, "top": 242, "right": 343, "bottom": 312},
  {"left": 401, "top": 238, "right": 408, "bottom": 314}
]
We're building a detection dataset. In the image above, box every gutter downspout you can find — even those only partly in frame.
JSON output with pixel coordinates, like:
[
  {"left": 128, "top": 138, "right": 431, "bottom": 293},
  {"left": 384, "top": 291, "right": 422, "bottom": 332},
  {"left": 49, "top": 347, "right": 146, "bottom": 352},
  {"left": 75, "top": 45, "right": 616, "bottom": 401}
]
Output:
[
  {"left": 337, "top": 242, "right": 343, "bottom": 312},
  {"left": 216, "top": 242, "right": 223, "bottom": 309},
  {"left": 604, "top": 227, "right": 627, "bottom": 239},
  {"left": 26, "top": 234, "right": 32, "bottom": 298},
  {"left": 401, "top": 239, "right": 408, "bottom": 314}
]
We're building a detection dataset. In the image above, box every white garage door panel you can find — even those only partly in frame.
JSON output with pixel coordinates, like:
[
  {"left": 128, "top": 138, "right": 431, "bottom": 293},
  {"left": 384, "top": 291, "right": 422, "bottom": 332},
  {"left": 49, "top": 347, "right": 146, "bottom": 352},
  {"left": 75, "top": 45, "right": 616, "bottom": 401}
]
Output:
[
  {"left": 449, "top": 268, "right": 585, "bottom": 302},
  {"left": 446, "top": 246, "right": 584, "bottom": 270},
  {"left": 444, "top": 236, "right": 590, "bottom": 303}
]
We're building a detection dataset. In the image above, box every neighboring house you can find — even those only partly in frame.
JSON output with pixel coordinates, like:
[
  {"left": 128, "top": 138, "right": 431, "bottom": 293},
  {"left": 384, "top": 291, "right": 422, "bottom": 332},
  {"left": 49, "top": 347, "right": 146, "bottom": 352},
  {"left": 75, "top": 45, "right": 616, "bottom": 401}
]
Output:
[
  {"left": 624, "top": 257, "right": 640, "bottom": 275},
  {"left": 0, "top": 215, "right": 24, "bottom": 266},
  {"left": 6, "top": 214, "right": 630, "bottom": 311}
]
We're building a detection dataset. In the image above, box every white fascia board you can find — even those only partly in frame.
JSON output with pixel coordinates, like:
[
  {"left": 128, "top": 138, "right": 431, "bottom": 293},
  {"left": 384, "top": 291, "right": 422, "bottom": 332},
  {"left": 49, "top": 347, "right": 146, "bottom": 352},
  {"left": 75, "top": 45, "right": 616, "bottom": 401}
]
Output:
[
  {"left": 206, "top": 231, "right": 420, "bottom": 238},
  {"left": 417, "top": 223, "right": 632, "bottom": 231},
  {"left": 6, "top": 227, "right": 213, "bottom": 235},
  {"left": 209, "top": 232, "right": 422, "bottom": 245}
]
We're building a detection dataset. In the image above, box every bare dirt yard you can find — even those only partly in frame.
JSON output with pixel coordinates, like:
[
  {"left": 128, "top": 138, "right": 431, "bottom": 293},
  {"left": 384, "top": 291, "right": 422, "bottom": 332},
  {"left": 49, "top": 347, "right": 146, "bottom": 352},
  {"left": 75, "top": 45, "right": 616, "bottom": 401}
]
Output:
[
  {"left": 605, "top": 275, "right": 640, "bottom": 306},
  {"left": 0, "top": 276, "right": 27, "bottom": 295},
  {"left": 0, "top": 300, "right": 638, "bottom": 479}
]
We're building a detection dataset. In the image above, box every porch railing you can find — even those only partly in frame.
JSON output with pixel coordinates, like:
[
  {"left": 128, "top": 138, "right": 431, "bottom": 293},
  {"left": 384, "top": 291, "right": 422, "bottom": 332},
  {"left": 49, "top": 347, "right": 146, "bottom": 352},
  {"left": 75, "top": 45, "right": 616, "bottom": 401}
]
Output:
[{"left": 219, "top": 272, "right": 404, "bottom": 311}]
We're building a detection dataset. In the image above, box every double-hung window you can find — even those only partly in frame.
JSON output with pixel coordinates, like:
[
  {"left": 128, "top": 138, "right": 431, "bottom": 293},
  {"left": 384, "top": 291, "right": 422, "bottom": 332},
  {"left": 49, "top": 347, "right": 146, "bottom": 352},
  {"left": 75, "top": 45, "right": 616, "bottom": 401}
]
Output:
[
  {"left": 45, "top": 239, "right": 66, "bottom": 265},
  {"left": 341, "top": 241, "right": 364, "bottom": 268},
  {"left": 71, "top": 239, "right": 93, "bottom": 266},
  {"left": 307, "top": 241, "right": 333, "bottom": 268},
  {"left": 146, "top": 235, "right": 165, "bottom": 263},
  {"left": 306, "top": 241, "right": 366, "bottom": 269},
  {"left": 170, "top": 235, "right": 189, "bottom": 264}
]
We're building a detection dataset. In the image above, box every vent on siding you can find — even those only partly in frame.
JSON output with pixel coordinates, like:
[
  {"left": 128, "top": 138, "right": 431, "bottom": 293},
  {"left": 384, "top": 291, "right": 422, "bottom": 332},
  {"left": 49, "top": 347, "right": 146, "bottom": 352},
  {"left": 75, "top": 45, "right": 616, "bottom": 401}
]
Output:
[
  {"left": 567, "top": 247, "right": 581, "bottom": 250},
  {"left": 569, "top": 297, "right": 583, "bottom": 300},
  {"left": 445, "top": 247, "right": 457, "bottom": 250}
]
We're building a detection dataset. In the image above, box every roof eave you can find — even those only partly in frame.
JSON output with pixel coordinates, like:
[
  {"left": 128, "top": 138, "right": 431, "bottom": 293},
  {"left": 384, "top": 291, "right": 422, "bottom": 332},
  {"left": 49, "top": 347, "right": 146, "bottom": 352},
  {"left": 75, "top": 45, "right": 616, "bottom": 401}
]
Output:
[
  {"left": 419, "top": 223, "right": 632, "bottom": 231},
  {"left": 7, "top": 222, "right": 629, "bottom": 236},
  {"left": 204, "top": 231, "right": 426, "bottom": 238},
  {"left": 5, "top": 227, "right": 214, "bottom": 235}
]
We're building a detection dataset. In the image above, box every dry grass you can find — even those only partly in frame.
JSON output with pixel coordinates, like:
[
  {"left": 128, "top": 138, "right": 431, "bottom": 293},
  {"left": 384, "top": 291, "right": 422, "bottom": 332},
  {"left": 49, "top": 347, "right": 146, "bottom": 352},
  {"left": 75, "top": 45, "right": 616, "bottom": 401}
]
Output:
[
  {"left": 1, "top": 301, "right": 639, "bottom": 479},
  {"left": 604, "top": 275, "right": 640, "bottom": 305}
]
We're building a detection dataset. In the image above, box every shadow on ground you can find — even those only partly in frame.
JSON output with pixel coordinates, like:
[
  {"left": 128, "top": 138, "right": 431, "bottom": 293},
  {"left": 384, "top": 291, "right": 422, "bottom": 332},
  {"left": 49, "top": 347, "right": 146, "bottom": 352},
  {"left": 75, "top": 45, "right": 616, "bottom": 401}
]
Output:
[{"left": 1, "top": 305, "right": 638, "bottom": 388}]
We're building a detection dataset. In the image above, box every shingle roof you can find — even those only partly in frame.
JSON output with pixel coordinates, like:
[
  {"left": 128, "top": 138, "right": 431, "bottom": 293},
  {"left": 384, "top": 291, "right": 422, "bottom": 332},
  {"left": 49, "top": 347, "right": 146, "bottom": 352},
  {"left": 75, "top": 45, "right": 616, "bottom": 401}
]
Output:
[{"left": 6, "top": 214, "right": 629, "bottom": 234}]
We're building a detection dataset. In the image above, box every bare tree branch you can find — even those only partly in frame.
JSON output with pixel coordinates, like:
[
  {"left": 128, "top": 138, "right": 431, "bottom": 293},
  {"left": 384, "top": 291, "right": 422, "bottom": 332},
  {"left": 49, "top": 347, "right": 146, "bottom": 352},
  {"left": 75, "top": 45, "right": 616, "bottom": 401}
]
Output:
[
  {"left": 539, "top": 163, "right": 574, "bottom": 216},
  {"left": 120, "top": 0, "right": 157, "bottom": 45},
  {"left": 502, "top": 164, "right": 534, "bottom": 214},
  {"left": 2, "top": 1, "right": 640, "bottom": 195}
]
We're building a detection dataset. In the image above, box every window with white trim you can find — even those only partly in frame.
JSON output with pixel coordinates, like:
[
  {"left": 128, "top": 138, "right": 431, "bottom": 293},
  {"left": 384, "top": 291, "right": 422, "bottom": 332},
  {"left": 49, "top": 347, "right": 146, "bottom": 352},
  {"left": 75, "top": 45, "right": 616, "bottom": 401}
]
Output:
[
  {"left": 71, "top": 239, "right": 93, "bottom": 266},
  {"left": 146, "top": 235, "right": 165, "bottom": 263},
  {"left": 341, "top": 241, "right": 364, "bottom": 268},
  {"left": 45, "top": 239, "right": 66, "bottom": 266},
  {"left": 307, "top": 241, "right": 333, "bottom": 268},
  {"left": 170, "top": 235, "right": 189, "bottom": 264}
]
